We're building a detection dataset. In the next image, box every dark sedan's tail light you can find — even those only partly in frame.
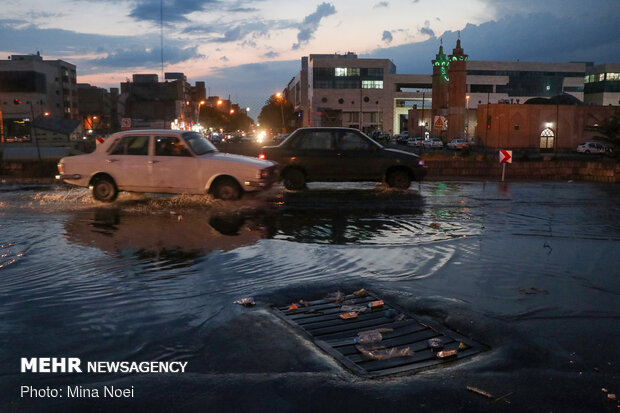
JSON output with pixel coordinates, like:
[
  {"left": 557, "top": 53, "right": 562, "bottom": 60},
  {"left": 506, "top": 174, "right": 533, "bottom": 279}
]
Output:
[{"left": 258, "top": 153, "right": 266, "bottom": 159}]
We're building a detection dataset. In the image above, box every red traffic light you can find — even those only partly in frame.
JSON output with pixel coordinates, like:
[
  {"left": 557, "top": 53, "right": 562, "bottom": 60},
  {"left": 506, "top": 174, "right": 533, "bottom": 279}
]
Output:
[{"left": 14, "top": 98, "right": 21, "bottom": 105}]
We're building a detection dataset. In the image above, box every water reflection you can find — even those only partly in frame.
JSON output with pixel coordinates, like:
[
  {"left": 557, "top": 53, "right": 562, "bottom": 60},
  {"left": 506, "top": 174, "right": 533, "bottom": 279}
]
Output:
[{"left": 64, "top": 208, "right": 272, "bottom": 262}]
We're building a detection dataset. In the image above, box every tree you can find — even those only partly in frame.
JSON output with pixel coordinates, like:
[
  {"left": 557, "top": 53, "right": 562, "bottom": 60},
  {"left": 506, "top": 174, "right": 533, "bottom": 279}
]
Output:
[
  {"left": 258, "top": 94, "right": 294, "bottom": 133},
  {"left": 199, "top": 106, "right": 228, "bottom": 130},
  {"left": 199, "top": 106, "right": 253, "bottom": 132}
]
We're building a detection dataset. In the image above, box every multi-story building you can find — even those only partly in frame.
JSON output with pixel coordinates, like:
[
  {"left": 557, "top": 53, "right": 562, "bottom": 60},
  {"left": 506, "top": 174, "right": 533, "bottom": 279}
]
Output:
[
  {"left": 286, "top": 53, "right": 399, "bottom": 134},
  {"left": 0, "top": 52, "right": 79, "bottom": 144},
  {"left": 78, "top": 84, "right": 118, "bottom": 136},
  {"left": 118, "top": 73, "right": 204, "bottom": 130},
  {"left": 584, "top": 63, "right": 620, "bottom": 106}
]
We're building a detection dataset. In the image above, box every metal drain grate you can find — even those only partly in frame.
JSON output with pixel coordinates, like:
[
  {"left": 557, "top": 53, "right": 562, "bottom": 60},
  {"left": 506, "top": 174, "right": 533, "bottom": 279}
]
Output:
[{"left": 272, "top": 291, "right": 487, "bottom": 378}]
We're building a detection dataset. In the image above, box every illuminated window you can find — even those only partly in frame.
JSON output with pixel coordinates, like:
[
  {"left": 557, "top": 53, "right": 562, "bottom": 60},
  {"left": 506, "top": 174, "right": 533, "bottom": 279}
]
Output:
[
  {"left": 607, "top": 72, "right": 620, "bottom": 81},
  {"left": 335, "top": 67, "right": 360, "bottom": 77},
  {"left": 540, "top": 128, "right": 555, "bottom": 149},
  {"left": 362, "top": 80, "right": 383, "bottom": 89},
  {"left": 598, "top": 73, "right": 605, "bottom": 81}
]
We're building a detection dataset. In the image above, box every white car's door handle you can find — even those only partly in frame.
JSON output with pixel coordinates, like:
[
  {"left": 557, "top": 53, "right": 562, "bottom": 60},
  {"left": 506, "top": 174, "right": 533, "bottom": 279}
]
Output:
[
  {"left": 106, "top": 159, "right": 118, "bottom": 163},
  {"left": 148, "top": 160, "right": 159, "bottom": 164}
]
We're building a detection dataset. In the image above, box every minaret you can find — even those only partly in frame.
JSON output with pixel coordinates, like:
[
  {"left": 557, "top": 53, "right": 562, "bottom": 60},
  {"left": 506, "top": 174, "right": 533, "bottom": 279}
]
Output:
[
  {"left": 447, "top": 37, "right": 468, "bottom": 139},
  {"left": 431, "top": 41, "right": 450, "bottom": 137}
]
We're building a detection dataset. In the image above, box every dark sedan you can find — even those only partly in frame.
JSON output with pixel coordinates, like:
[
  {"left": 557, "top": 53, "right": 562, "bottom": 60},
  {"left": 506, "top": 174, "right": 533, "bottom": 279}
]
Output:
[{"left": 260, "top": 127, "right": 427, "bottom": 190}]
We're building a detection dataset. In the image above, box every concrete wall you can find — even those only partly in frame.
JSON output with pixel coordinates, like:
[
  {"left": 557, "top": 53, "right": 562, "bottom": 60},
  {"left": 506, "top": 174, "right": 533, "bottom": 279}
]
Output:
[{"left": 425, "top": 159, "right": 620, "bottom": 183}]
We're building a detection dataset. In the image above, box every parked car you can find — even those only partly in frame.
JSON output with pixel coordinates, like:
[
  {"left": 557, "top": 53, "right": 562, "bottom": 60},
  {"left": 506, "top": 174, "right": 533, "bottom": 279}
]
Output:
[
  {"left": 447, "top": 138, "right": 469, "bottom": 149},
  {"left": 424, "top": 138, "right": 444, "bottom": 149},
  {"left": 576, "top": 141, "right": 613, "bottom": 154},
  {"left": 407, "top": 137, "right": 425, "bottom": 147},
  {"left": 273, "top": 133, "right": 290, "bottom": 144},
  {"left": 56, "top": 129, "right": 279, "bottom": 202},
  {"left": 259, "top": 127, "right": 427, "bottom": 190},
  {"left": 395, "top": 131, "right": 409, "bottom": 145}
]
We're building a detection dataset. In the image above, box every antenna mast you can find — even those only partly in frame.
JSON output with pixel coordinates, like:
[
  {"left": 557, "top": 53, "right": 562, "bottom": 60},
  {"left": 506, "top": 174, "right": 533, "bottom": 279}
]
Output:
[{"left": 160, "top": 0, "right": 164, "bottom": 81}]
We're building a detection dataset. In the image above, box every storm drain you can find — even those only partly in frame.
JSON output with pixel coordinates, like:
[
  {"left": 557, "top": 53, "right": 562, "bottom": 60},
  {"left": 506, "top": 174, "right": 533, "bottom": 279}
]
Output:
[{"left": 272, "top": 291, "right": 487, "bottom": 378}]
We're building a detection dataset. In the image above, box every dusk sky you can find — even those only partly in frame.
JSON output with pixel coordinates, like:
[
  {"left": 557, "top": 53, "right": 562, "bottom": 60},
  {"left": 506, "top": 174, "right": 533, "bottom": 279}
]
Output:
[{"left": 1, "top": 0, "right": 619, "bottom": 115}]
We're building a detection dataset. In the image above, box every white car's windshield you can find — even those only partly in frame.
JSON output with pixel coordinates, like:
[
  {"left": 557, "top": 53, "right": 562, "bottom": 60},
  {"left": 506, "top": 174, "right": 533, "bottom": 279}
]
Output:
[{"left": 183, "top": 132, "right": 217, "bottom": 155}]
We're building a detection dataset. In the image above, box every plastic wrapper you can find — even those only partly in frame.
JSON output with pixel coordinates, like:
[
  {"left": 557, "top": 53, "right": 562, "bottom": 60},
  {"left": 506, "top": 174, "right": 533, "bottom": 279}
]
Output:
[
  {"left": 356, "top": 345, "right": 414, "bottom": 360},
  {"left": 326, "top": 291, "right": 345, "bottom": 303},
  {"left": 233, "top": 297, "right": 255, "bottom": 307}
]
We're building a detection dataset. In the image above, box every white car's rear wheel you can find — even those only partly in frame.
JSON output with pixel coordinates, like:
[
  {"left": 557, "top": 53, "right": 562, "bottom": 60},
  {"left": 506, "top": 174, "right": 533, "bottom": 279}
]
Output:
[{"left": 90, "top": 177, "right": 118, "bottom": 202}]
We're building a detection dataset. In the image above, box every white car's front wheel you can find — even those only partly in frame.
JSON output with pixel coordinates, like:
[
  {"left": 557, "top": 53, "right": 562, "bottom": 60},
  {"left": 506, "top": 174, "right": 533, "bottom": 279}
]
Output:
[{"left": 212, "top": 178, "right": 242, "bottom": 200}]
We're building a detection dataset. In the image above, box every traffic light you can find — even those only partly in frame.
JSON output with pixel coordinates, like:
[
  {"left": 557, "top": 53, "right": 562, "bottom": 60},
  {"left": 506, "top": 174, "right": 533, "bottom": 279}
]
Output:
[
  {"left": 14, "top": 98, "right": 21, "bottom": 105},
  {"left": 486, "top": 116, "right": 492, "bottom": 129}
]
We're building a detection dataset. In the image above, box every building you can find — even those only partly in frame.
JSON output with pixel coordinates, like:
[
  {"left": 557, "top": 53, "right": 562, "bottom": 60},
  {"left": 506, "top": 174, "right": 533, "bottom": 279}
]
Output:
[
  {"left": 78, "top": 84, "right": 118, "bottom": 137},
  {"left": 118, "top": 73, "right": 204, "bottom": 130},
  {"left": 0, "top": 52, "right": 79, "bottom": 144},
  {"left": 477, "top": 96, "right": 615, "bottom": 151},
  {"left": 584, "top": 63, "right": 620, "bottom": 106},
  {"left": 284, "top": 48, "right": 610, "bottom": 142},
  {"left": 286, "top": 53, "right": 399, "bottom": 134}
]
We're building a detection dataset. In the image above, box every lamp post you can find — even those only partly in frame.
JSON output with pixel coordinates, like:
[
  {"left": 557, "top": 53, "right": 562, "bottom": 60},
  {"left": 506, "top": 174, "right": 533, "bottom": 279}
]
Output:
[
  {"left": 276, "top": 92, "right": 285, "bottom": 133},
  {"left": 466, "top": 94, "right": 470, "bottom": 140}
]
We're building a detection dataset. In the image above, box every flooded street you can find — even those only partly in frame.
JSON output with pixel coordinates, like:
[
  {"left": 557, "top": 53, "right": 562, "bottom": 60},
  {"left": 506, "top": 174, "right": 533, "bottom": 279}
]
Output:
[{"left": 1, "top": 181, "right": 619, "bottom": 412}]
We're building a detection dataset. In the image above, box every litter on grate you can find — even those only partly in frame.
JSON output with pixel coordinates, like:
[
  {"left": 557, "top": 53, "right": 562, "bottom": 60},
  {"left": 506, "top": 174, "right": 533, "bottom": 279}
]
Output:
[{"left": 272, "top": 291, "right": 487, "bottom": 378}]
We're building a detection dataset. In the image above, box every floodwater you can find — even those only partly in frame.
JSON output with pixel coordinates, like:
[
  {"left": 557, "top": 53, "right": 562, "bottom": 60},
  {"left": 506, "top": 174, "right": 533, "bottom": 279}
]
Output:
[{"left": 1, "top": 181, "right": 619, "bottom": 412}]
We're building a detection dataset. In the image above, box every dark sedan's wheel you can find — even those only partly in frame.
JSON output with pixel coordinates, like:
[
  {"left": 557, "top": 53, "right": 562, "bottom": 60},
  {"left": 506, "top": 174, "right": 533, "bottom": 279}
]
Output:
[
  {"left": 283, "top": 168, "right": 306, "bottom": 190},
  {"left": 90, "top": 177, "right": 118, "bottom": 202},
  {"left": 212, "top": 178, "right": 242, "bottom": 200},
  {"left": 387, "top": 170, "right": 411, "bottom": 189}
]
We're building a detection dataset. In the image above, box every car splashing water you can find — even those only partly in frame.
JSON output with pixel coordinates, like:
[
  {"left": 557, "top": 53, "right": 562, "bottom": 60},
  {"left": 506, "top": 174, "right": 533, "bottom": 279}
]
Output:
[{"left": 1, "top": 181, "right": 619, "bottom": 411}]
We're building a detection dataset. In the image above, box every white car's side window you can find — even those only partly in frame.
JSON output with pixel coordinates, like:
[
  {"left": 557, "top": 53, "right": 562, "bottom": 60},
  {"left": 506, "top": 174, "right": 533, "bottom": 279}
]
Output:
[
  {"left": 155, "top": 136, "right": 192, "bottom": 157},
  {"left": 109, "top": 136, "right": 149, "bottom": 156}
]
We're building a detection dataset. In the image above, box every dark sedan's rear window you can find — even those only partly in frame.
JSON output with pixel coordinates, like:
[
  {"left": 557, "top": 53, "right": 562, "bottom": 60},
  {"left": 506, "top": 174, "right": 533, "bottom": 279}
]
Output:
[{"left": 291, "top": 131, "right": 336, "bottom": 150}]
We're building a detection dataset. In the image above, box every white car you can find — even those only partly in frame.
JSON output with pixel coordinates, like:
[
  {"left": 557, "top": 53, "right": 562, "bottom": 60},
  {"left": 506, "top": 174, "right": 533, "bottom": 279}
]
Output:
[
  {"left": 407, "top": 137, "right": 424, "bottom": 147},
  {"left": 56, "top": 129, "right": 279, "bottom": 201},
  {"left": 576, "top": 141, "right": 612, "bottom": 154},
  {"left": 424, "top": 138, "right": 444, "bottom": 149},
  {"left": 447, "top": 138, "right": 469, "bottom": 149}
]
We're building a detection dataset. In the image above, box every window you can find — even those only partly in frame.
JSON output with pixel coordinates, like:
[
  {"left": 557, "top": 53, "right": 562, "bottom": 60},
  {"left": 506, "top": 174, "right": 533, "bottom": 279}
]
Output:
[
  {"left": 110, "top": 135, "right": 149, "bottom": 156},
  {"left": 338, "top": 131, "right": 371, "bottom": 151},
  {"left": 335, "top": 67, "right": 360, "bottom": 77},
  {"left": 361, "top": 80, "right": 383, "bottom": 89},
  {"left": 539, "top": 128, "right": 555, "bottom": 150},
  {"left": 598, "top": 73, "right": 605, "bottom": 81},
  {"left": 155, "top": 136, "right": 192, "bottom": 156},
  {"left": 607, "top": 72, "right": 620, "bottom": 81},
  {"left": 183, "top": 132, "right": 216, "bottom": 155},
  {"left": 292, "top": 131, "right": 335, "bottom": 150}
]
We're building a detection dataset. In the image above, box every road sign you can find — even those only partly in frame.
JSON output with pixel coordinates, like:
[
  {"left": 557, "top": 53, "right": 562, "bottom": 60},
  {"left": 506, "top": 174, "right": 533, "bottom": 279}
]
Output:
[
  {"left": 433, "top": 116, "right": 446, "bottom": 130},
  {"left": 499, "top": 150, "right": 512, "bottom": 164},
  {"left": 121, "top": 118, "right": 131, "bottom": 130}
]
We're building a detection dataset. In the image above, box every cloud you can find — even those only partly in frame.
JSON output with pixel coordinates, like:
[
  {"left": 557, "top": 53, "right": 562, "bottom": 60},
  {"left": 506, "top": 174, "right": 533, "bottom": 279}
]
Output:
[
  {"left": 292, "top": 2, "right": 337, "bottom": 50},
  {"left": 364, "top": 12, "right": 620, "bottom": 74},
  {"left": 93, "top": 45, "right": 202, "bottom": 68},
  {"left": 129, "top": 0, "right": 219, "bottom": 24},
  {"left": 373, "top": 1, "right": 389, "bottom": 8},
  {"left": 382, "top": 30, "right": 393, "bottom": 44},
  {"left": 263, "top": 51, "right": 280, "bottom": 58},
  {"left": 419, "top": 20, "right": 434, "bottom": 37},
  {"left": 220, "top": 56, "right": 229, "bottom": 62}
]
